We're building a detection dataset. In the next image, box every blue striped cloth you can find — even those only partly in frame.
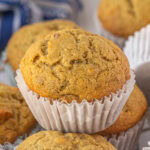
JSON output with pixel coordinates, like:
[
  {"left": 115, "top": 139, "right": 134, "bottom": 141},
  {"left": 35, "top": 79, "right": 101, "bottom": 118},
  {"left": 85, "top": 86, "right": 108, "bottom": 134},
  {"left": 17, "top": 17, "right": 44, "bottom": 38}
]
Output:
[{"left": 0, "top": 0, "right": 82, "bottom": 51}]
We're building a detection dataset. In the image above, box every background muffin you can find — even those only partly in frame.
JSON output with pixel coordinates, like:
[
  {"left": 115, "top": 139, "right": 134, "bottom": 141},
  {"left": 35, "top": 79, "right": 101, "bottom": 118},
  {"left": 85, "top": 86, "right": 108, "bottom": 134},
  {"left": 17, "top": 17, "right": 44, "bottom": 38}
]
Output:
[
  {"left": 16, "top": 29, "right": 135, "bottom": 133},
  {"left": 17, "top": 131, "right": 116, "bottom": 150},
  {"left": 0, "top": 84, "right": 37, "bottom": 144},
  {"left": 98, "top": 0, "right": 150, "bottom": 38},
  {"left": 97, "top": 85, "right": 147, "bottom": 150},
  {"left": 7, "top": 19, "right": 79, "bottom": 71},
  {"left": 101, "top": 85, "right": 147, "bottom": 134}
]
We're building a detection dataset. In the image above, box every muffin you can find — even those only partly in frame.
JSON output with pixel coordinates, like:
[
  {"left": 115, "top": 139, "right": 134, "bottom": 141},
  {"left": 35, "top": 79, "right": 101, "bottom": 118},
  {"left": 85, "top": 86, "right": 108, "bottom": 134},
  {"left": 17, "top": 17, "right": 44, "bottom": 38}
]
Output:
[
  {"left": 5, "top": 20, "right": 79, "bottom": 85},
  {"left": 0, "top": 83, "right": 37, "bottom": 144},
  {"left": 16, "top": 29, "right": 135, "bottom": 133},
  {"left": 17, "top": 131, "right": 116, "bottom": 150},
  {"left": 97, "top": 0, "right": 150, "bottom": 47},
  {"left": 98, "top": 85, "right": 148, "bottom": 150}
]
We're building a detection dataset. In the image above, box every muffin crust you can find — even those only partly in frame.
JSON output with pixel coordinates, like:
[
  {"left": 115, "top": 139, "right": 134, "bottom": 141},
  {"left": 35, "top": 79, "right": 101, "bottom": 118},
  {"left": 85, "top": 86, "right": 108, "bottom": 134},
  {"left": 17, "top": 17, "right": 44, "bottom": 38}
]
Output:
[
  {"left": 7, "top": 20, "right": 79, "bottom": 70},
  {"left": 98, "top": 0, "right": 150, "bottom": 37},
  {"left": 100, "top": 85, "right": 147, "bottom": 135},
  {"left": 17, "top": 131, "right": 116, "bottom": 150},
  {"left": 21, "top": 29, "right": 130, "bottom": 103},
  {"left": 0, "top": 84, "right": 37, "bottom": 144}
]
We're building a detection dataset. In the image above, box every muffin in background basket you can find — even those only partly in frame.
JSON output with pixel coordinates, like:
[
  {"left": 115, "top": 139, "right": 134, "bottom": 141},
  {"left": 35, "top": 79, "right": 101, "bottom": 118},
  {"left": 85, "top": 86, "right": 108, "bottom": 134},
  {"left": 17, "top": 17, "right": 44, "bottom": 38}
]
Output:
[
  {"left": 16, "top": 131, "right": 116, "bottom": 150},
  {"left": 5, "top": 19, "right": 79, "bottom": 85},
  {"left": 97, "top": 85, "right": 148, "bottom": 150},
  {"left": 0, "top": 83, "right": 37, "bottom": 144},
  {"left": 7, "top": 19, "right": 79, "bottom": 71},
  {"left": 97, "top": 0, "right": 150, "bottom": 47},
  {"left": 16, "top": 29, "right": 135, "bottom": 133}
]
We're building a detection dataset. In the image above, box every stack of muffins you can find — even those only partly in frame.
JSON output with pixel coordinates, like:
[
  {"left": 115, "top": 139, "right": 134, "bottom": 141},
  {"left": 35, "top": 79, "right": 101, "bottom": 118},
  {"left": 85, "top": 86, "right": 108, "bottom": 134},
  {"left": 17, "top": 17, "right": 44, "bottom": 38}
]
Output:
[{"left": 1, "top": 19, "right": 148, "bottom": 150}]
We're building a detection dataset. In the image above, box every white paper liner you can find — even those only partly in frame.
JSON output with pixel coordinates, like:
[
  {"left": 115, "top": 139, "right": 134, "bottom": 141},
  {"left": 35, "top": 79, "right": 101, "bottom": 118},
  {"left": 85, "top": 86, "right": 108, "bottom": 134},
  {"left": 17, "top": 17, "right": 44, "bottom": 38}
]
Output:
[
  {"left": 139, "top": 108, "right": 150, "bottom": 149},
  {"left": 124, "top": 24, "right": 150, "bottom": 105},
  {"left": 2, "top": 50, "right": 16, "bottom": 86},
  {"left": 16, "top": 69, "right": 135, "bottom": 134},
  {"left": 145, "top": 107, "right": 150, "bottom": 125},
  {"left": 105, "top": 116, "right": 146, "bottom": 150},
  {"left": 94, "top": 11, "right": 126, "bottom": 48}
]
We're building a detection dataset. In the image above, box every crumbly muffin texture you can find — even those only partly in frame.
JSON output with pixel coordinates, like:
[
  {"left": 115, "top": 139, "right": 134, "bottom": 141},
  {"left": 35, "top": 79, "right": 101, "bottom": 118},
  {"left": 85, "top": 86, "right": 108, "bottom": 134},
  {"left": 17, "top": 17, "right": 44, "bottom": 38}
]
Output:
[
  {"left": 21, "top": 29, "right": 130, "bottom": 103},
  {"left": 7, "top": 19, "right": 79, "bottom": 70},
  {"left": 98, "top": 0, "right": 150, "bottom": 37},
  {"left": 0, "top": 84, "right": 37, "bottom": 144},
  {"left": 99, "top": 85, "right": 147, "bottom": 135},
  {"left": 17, "top": 131, "right": 116, "bottom": 150}
]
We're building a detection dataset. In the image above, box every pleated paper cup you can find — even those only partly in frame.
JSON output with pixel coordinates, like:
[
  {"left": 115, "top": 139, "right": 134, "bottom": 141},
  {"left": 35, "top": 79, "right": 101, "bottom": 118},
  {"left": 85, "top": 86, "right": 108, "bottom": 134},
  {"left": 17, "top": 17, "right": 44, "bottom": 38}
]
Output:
[
  {"left": 94, "top": 11, "right": 126, "bottom": 48},
  {"left": 105, "top": 116, "right": 146, "bottom": 150},
  {"left": 124, "top": 24, "right": 150, "bottom": 104},
  {"left": 16, "top": 69, "right": 135, "bottom": 134},
  {"left": 2, "top": 50, "right": 16, "bottom": 86}
]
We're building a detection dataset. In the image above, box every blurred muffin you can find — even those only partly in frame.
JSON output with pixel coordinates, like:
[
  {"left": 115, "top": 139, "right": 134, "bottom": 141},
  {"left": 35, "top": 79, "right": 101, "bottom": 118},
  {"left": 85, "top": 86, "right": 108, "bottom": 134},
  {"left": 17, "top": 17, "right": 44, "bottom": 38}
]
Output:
[
  {"left": 16, "top": 29, "right": 135, "bottom": 133},
  {"left": 98, "top": 0, "right": 150, "bottom": 38},
  {"left": 98, "top": 85, "right": 148, "bottom": 150},
  {"left": 17, "top": 131, "right": 116, "bottom": 150},
  {"left": 0, "top": 84, "right": 37, "bottom": 144},
  {"left": 7, "top": 19, "right": 79, "bottom": 71}
]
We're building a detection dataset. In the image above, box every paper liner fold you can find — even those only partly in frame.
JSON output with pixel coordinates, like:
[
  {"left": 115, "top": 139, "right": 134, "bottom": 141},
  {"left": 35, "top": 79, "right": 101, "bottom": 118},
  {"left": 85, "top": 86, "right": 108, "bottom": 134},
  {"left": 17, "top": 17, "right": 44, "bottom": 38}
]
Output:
[
  {"left": 124, "top": 24, "right": 150, "bottom": 69},
  {"left": 16, "top": 69, "right": 135, "bottom": 133},
  {"left": 106, "top": 116, "right": 146, "bottom": 150},
  {"left": 124, "top": 24, "right": 150, "bottom": 104}
]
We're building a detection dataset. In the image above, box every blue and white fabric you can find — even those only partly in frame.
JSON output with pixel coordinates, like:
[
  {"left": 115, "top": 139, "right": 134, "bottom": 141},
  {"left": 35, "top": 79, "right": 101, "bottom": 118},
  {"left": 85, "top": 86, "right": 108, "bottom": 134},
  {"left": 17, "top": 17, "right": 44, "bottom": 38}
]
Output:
[{"left": 0, "top": 0, "right": 82, "bottom": 51}]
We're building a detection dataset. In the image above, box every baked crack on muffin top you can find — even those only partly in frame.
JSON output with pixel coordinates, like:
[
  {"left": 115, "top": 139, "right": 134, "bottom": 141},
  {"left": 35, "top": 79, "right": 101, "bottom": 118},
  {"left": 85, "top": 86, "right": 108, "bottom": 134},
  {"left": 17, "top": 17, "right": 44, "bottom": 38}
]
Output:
[
  {"left": 21, "top": 29, "right": 130, "bottom": 103},
  {"left": 0, "top": 84, "right": 37, "bottom": 144}
]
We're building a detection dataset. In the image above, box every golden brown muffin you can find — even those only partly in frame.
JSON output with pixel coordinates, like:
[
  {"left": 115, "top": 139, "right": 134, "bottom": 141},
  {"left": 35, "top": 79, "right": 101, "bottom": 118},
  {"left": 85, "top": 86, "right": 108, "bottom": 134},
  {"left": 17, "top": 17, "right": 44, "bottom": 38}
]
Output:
[
  {"left": 0, "top": 84, "right": 37, "bottom": 144},
  {"left": 17, "top": 131, "right": 116, "bottom": 150},
  {"left": 7, "top": 19, "right": 79, "bottom": 71},
  {"left": 98, "top": 0, "right": 150, "bottom": 37},
  {"left": 21, "top": 29, "right": 130, "bottom": 103},
  {"left": 99, "top": 85, "right": 147, "bottom": 135}
]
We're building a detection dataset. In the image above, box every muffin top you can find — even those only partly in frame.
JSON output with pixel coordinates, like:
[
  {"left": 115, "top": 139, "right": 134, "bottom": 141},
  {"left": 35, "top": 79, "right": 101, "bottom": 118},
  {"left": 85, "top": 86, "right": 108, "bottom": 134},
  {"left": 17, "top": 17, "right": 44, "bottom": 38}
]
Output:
[
  {"left": 21, "top": 29, "right": 130, "bottom": 103},
  {"left": 98, "top": 0, "right": 150, "bottom": 37},
  {"left": 0, "top": 84, "right": 36, "bottom": 144},
  {"left": 17, "top": 131, "right": 116, "bottom": 150},
  {"left": 7, "top": 19, "right": 79, "bottom": 70},
  {"left": 100, "top": 85, "right": 147, "bottom": 135}
]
